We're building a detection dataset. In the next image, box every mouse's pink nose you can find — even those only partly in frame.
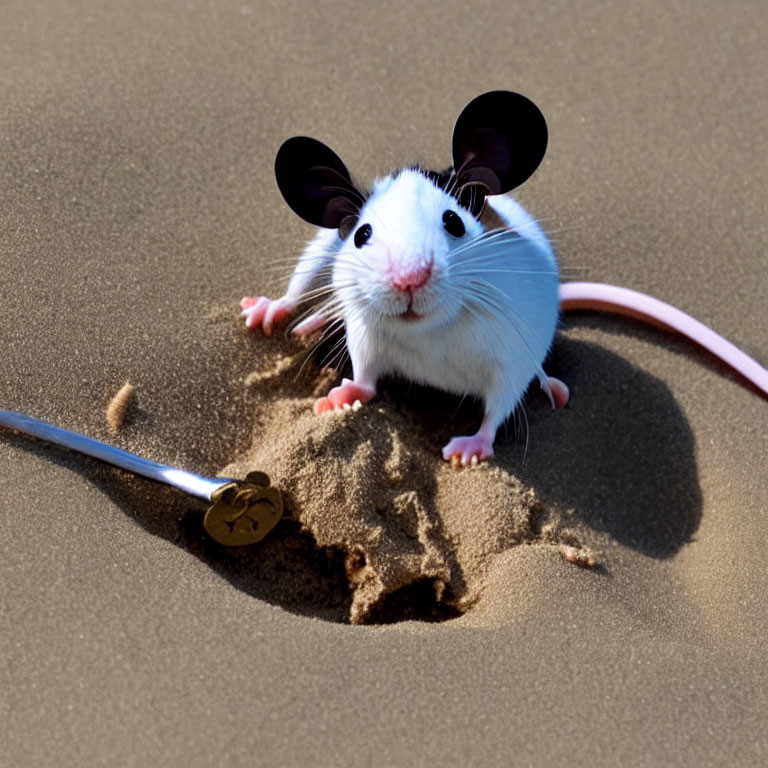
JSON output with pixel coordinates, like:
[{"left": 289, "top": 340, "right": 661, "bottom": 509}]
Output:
[{"left": 391, "top": 263, "right": 432, "bottom": 293}]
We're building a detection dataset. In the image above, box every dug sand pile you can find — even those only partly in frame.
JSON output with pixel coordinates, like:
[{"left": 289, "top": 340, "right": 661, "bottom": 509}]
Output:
[{"left": 222, "top": 338, "right": 587, "bottom": 624}]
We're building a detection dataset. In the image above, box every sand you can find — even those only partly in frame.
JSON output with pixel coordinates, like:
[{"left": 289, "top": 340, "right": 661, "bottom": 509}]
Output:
[
  {"left": 2, "top": 0, "right": 768, "bottom": 765},
  {"left": 105, "top": 382, "right": 135, "bottom": 433},
  {"left": 223, "top": 339, "right": 598, "bottom": 625}
]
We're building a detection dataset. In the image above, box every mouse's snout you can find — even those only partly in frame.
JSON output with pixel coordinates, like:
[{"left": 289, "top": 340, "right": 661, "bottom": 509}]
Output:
[{"left": 391, "top": 260, "right": 433, "bottom": 294}]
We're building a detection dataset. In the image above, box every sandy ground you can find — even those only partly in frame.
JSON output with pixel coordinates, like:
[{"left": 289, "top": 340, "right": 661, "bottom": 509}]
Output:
[{"left": 2, "top": 0, "right": 767, "bottom": 765}]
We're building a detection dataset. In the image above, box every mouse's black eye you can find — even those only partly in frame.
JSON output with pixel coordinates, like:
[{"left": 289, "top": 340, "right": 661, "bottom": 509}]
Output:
[
  {"left": 354, "top": 223, "right": 372, "bottom": 248},
  {"left": 442, "top": 210, "right": 465, "bottom": 238}
]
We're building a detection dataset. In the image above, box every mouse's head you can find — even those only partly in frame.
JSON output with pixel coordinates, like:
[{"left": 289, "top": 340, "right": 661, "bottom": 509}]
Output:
[{"left": 275, "top": 91, "right": 547, "bottom": 330}]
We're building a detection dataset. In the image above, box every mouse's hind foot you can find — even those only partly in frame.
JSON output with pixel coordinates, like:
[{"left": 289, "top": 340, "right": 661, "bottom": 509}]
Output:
[
  {"left": 442, "top": 431, "right": 495, "bottom": 467},
  {"left": 540, "top": 375, "right": 569, "bottom": 409}
]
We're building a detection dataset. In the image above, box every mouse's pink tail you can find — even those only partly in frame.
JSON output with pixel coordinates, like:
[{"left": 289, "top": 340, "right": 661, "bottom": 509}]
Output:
[{"left": 558, "top": 281, "right": 768, "bottom": 398}]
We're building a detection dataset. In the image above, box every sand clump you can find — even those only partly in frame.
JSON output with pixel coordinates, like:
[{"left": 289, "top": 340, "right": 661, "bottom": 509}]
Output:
[
  {"left": 222, "top": 338, "right": 582, "bottom": 624},
  {"left": 105, "top": 382, "right": 136, "bottom": 433}
]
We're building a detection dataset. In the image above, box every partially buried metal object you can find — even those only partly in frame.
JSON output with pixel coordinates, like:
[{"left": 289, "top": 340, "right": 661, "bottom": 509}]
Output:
[
  {"left": 205, "top": 471, "right": 283, "bottom": 546},
  {"left": 0, "top": 409, "right": 282, "bottom": 546}
]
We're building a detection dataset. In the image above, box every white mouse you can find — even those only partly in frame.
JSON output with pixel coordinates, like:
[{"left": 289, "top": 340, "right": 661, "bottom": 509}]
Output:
[
  {"left": 242, "top": 91, "right": 768, "bottom": 464},
  {"left": 243, "top": 91, "right": 567, "bottom": 464}
]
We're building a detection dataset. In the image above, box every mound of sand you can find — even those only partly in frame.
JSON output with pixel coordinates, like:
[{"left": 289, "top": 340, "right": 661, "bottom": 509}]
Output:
[{"left": 222, "top": 338, "right": 589, "bottom": 624}]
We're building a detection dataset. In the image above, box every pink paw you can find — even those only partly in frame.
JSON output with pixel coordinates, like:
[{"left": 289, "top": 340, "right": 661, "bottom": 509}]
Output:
[
  {"left": 240, "top": 296, "right": 295, "bottom": 335},
  {"left": 442, "top": 433, "right": 494, "bottom": 466},
  {"left": 291, "top": 311, "right": 328, "bottom": 340},
  {"left": 542, "top": 376, "right": 570, "bottom": 409},
  {"left": 314, "top": 378, "right": 376, "bottom": 414}
]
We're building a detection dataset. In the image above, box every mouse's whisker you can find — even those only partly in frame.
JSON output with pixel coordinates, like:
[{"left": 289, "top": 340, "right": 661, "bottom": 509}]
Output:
[
  {"left": 293, "top": 279, "right": 354, "bottom": 303},
  {"left": 281, "top": 294, "right": 339, "bottom": 328},
  {"left": 461, "top": 283, "right": 548, "bottom": 381},
  {"left": 450, "top": 249, "right": 558, "bottom": 268},
  {"left": 323, "top": 339, "right": 351, "bottom": 373},
  {"left": 301, "top": 276, "right": 362, "bottom": 303},
  {"left": 282, "top": 287, "right": 354, "bottom": 338},
  {"left": 453, "top": 267, "right": 560, "bottom": 278},
  {"left": 292, "top": 316, "right": 348, "bottom": 380},
  {"left": 286, "top": 303, "right": 331, "bottom": 336},
  {"left": 450, "top": 256, "right": 557, "bottom": 276},
  {"left": 459, "top": 250, "right": 557, "bottom": 267},
  {"left": 291, "top": 341, "right": 324, "bottom": 381},
  {"left": 456, "top": 298, "right": 546, "bottom": 416},
  {"left": 294, "top": 291, "right": 350, "bottom": 324},
  {"left": 442, "top": 170, "right": 460, "bottom": 198},
  {"left": 449, "top": 235, "right": 560, "bottom": 274},
  {"left": 258, "top": 261, "right": 335, "bottom": 281},
  {"left": 451, "top": 243, "right": 517, "bottom": 262},
  {"left": 248, "top": 264, "right": 337, "bottom": 294},
  {"left": 450, "top": 229, "right": 525, "bottom": 258},
  {"left": 314, "top": 316, "right": 357, "bottom": 373},
  {"left": 452, "top": 246, "right": 548, "bottom": 264},
  {"left": 263, "top": 254, "right": 332, "bottom": 267},
  {"left": 468, "top": 277, "right": 548, "bottom": 346},
  {"left": 511, "top": 397, "right": 530, "bottom": 460}
]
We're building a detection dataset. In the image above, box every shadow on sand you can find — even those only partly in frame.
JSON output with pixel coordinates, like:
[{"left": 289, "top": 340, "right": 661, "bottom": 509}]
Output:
[{"left": 4, "top": 329, "right": 703, "bottom": 623}]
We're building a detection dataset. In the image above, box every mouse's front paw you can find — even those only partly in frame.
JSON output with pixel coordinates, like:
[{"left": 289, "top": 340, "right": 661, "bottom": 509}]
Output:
[
  {"left": 442, "top": 434, "right": 494, "bottom": 466},
  {"left": 314, "top": 378, "right": 376, "bottom": 413},
  {"left": 240, "top": 295, "right": 295, "bottom": 336},
  {"left": 291, "top": 311, "right": 328, "bottom": 340}
]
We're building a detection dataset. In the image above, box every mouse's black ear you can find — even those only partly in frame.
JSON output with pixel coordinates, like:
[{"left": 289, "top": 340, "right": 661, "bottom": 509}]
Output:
[
  {"left": 275, "top": 136, "right": 366, "bottom": 230},
  {"left": 452, "top": 91, "right": 548, "bottom": 215}
]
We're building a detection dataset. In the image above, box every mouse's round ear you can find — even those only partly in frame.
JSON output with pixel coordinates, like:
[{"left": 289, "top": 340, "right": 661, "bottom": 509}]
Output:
[
  {"left": 275, "top": 136, "right": 366, "bottom": 230},
  {"left": 452, "top": 91, "right": 548, "bottom": 215}
]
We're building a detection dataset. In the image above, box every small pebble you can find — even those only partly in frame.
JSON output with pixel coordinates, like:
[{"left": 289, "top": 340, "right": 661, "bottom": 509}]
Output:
[{"left": 559, "top": 544, "right": 596, "bottom": 568}]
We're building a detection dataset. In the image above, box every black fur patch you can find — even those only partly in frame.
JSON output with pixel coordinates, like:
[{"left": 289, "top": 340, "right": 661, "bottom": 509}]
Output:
[
  {"left": 407, "top": 165, "right": 513, "bottom": 234},
  {"left": 408, "top": 165, "right": 487, "bottom": 219},
  {"left": 409, "top": 165, "right": 458, "bottom": 194}
]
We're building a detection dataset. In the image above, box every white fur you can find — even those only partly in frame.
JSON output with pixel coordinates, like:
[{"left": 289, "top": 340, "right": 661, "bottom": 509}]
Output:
[{"left": 285, "top": 169, "right": 559, "bottom": 435}]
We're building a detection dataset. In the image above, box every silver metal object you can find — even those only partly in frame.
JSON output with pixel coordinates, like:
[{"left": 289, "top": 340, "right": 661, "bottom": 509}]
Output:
[{"left": 0, "top": 409, "right": 282, "bottom": 545}]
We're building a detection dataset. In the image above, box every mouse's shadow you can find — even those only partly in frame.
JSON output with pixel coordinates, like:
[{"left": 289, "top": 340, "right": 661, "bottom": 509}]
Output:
[
  {"left": 390, "top": 333, "right": 702, "bottom": 561},
  {"left": 512, "top": 335, "right": 701, "bottom": 558},
  {"left": 4, "top": 333, "right": 702, "bottom": 623}
]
